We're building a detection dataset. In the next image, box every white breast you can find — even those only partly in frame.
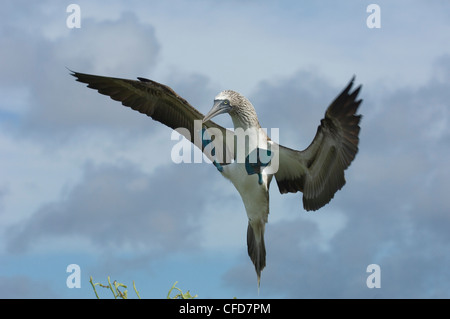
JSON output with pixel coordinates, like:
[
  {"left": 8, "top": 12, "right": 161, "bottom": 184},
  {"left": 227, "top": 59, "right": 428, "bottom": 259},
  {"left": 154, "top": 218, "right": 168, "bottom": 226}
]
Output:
[{"left": 221, "top": 162, "right": 272, "bottom": 222}]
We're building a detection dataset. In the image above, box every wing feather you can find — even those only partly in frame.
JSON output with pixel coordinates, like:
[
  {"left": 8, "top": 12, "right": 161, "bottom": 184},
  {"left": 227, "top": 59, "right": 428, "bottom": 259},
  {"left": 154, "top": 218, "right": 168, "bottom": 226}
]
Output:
[
  {"left": 71, "top": 70, "right": 234, "bottom": 163},
  {"left": 274, "top": 77, "right": 362, "bottom": 211}
]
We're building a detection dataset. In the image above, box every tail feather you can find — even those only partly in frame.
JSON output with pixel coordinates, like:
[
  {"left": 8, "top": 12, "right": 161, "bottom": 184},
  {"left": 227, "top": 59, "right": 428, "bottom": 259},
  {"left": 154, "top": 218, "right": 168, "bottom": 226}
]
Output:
[{"left": 247, "top": 221, "right": 266, "bottom": 289}]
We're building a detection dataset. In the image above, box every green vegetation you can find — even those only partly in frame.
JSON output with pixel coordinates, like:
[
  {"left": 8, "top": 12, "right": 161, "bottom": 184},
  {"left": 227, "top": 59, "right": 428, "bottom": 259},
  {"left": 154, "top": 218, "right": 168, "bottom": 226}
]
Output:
[
  {"left": 89, "top": 276, "right": 197, "bottom": 299},
  {"left": 166, "top": 281, "right": 198, "bottom": 299}
]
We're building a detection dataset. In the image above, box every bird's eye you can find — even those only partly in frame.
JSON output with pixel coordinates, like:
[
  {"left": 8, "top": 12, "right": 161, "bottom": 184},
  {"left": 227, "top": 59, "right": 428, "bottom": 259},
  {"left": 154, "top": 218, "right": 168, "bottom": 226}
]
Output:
[{"left": 223, "top": 100, "right": 229, "bottom": 105}]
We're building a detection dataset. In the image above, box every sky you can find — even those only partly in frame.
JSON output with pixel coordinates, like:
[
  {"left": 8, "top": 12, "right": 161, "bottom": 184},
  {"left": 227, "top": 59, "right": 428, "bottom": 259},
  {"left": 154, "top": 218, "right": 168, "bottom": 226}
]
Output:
[{"left": 0, "top": 0, "right": 449, "bottom": 299}]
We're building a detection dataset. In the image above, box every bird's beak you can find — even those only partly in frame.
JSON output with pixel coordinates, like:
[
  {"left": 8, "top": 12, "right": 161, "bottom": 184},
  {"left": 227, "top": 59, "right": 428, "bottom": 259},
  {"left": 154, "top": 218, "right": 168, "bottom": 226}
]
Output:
[{"left": 202, "top": 100, "right": 231, "bottom": 123}]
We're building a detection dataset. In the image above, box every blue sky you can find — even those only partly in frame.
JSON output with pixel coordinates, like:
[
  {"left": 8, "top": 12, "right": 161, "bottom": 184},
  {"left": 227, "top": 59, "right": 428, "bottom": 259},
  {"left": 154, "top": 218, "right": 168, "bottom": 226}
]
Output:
[{"left": 0, "top": 0, "right": 449, "bottom": 298}]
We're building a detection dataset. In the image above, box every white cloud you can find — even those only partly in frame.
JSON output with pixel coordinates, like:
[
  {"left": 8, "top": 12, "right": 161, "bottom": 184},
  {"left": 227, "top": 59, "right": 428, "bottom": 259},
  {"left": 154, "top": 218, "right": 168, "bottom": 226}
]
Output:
[{"left": 5, "top": 161, "right": 211, "bottom": 254}]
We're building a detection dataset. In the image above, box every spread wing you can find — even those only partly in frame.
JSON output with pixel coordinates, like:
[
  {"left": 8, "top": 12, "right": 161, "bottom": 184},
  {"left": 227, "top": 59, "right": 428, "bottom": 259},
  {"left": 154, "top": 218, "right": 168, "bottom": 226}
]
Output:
[
  {"left": 71, "top": 70, "right": 234, "bottom": 164},
  {"left": 274, "top": 77, "right": 362, "bottom": 211}
]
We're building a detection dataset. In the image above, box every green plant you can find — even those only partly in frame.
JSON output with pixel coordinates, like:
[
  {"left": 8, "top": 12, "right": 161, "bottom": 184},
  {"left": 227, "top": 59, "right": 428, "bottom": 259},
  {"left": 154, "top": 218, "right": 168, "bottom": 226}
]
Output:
[
  {"left": 89, "top": 277, "right": 197, "bottom": 299},
  {"left": 166, "top": 281, "right": 198, "bottom": 299},
  {"left": 89, "top": 276, "right": 141, "bottom": 299}
]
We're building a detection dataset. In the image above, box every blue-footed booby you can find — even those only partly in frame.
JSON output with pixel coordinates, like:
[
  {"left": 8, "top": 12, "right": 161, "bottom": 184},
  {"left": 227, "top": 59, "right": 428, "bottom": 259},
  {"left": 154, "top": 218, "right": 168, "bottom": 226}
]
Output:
[{"left": 71, "top": 70, "right": 362, "bottom": 287}]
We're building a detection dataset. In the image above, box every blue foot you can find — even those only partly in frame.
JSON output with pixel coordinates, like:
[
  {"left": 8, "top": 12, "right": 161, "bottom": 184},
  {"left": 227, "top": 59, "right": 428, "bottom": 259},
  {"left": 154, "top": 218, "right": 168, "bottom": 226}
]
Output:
[
  {"left": 245, "top": 148, "right": 273, "bottom": 186},
  {"left": 213, "top": 160, "right": 223, "bottom": 172}
]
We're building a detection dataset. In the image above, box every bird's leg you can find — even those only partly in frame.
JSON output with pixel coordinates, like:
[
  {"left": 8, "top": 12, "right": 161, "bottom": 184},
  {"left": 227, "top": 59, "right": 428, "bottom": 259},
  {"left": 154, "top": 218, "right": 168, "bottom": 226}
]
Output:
[{"left": 257, "top": 173, "right": 263, "bottom": 185}]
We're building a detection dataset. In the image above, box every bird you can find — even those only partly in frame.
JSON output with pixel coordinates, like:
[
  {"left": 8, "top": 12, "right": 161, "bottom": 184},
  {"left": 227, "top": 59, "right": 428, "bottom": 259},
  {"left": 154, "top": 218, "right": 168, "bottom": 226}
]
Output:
[{"left": 71, "top": 70, "right": 362, "bottom": 287}]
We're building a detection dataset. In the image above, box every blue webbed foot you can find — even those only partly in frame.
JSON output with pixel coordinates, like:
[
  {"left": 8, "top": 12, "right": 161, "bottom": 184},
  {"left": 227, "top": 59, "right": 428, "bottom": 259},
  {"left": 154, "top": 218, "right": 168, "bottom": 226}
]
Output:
[
  {"left": 245, "top": 148, "right": 273, "bottom": 185},
  {"left": 201, "top": 128, "right": 222, "bottom": 172},
  {"left": 213, "top": 160, "right": 223, "bottom": 172}
]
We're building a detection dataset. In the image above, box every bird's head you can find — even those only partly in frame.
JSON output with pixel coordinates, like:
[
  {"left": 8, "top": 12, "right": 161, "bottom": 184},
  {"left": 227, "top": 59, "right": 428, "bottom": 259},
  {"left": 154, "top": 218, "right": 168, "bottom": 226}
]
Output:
[{"left": 203, "top": 90, "right": 260, "bottom": 129}]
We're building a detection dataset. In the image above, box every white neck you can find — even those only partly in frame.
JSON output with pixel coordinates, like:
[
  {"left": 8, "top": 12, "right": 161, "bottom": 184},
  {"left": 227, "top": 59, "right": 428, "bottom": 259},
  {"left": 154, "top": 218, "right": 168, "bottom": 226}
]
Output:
[{"left": 230, "top": 108, "right": 261, "bottom": 130}]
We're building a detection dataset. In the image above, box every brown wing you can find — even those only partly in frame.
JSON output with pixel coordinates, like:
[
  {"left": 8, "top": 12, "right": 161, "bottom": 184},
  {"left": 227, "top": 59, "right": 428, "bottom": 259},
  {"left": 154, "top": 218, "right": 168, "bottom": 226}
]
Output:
[
  {"left": 71, "top": 70, "right": 234, "bottom": 163},
  {"left": 274, "top": 77, "right": 362, "bottom": 211}
]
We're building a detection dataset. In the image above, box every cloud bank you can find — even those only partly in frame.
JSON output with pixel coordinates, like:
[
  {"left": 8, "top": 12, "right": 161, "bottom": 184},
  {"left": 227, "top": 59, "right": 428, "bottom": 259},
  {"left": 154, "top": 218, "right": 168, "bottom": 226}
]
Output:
[{"left": 0, "top": 1, "right": 449, "bottom": 298}]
